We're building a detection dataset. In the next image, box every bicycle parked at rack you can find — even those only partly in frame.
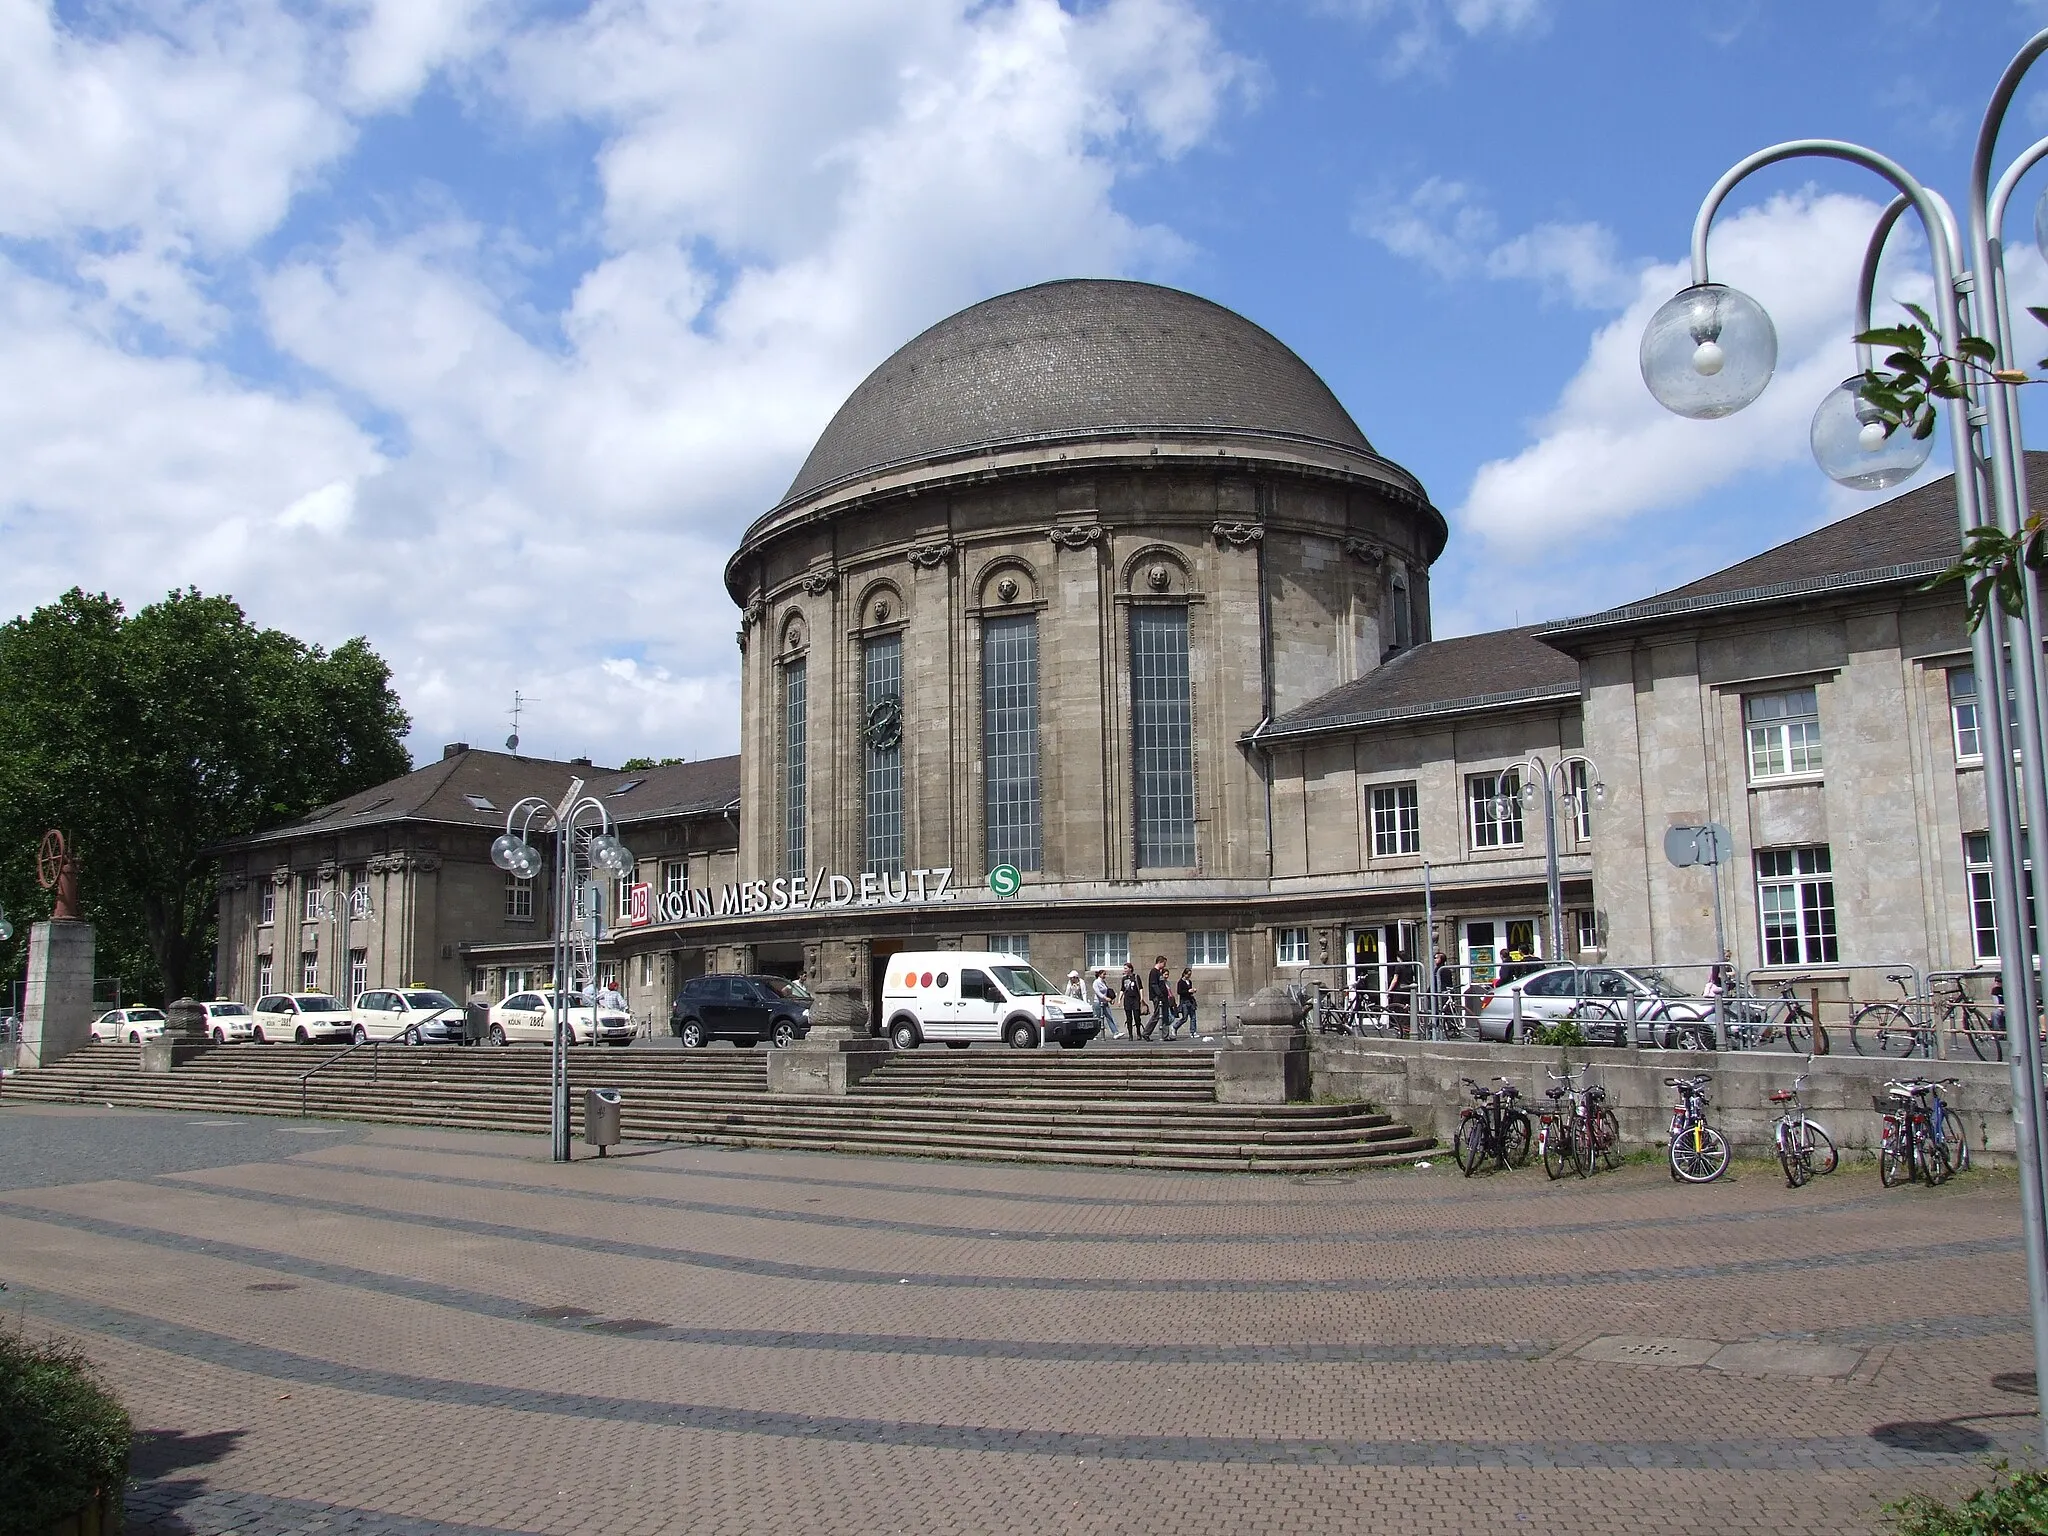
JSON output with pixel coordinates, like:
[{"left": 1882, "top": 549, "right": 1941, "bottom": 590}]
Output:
[
  {"left": 1850, "top": 973, "right": 1999, "bottom": 1060},
  {"left": 1766, "top": 1064, "right": 1838, "bottom": 1188},
  {"left": 1538, "top": 1068, "right": 1618, "bottom": 1179},
  {"left": 1452, "top": 1076, "right": 1532, "bottom": 1176},
  {"left": 1665, "top": 1074, "right": 1729, "bottom": 1183},
  {"left": 1724, "top": 975, "right": 1829, "bottom": 1055},
  {"left": 1878, "top": 1077, "right": 1968, "bottom": 1186}
]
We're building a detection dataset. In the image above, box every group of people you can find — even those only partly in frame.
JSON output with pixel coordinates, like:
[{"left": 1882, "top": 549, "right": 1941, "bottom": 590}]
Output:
[{"left": 1064, "top": 957, "right": 1202, "bottom": 1041}]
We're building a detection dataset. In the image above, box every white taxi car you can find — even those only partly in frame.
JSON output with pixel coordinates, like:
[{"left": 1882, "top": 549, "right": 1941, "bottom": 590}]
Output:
[
  {"left": 90, "top": 1007, "right": 168, "bottom": 1044},
  {"left": 252, "top": 993, "right": 353, "bottom": 1044},
  {"left": 486, "top": 991, "right": 634, "bottom": 1047},
  {"left": 194, "top": 1000, "right": 256, "bottom": 1043},
  {"left": 350, "top": 988, "right": 466, "bottom": 1044}
]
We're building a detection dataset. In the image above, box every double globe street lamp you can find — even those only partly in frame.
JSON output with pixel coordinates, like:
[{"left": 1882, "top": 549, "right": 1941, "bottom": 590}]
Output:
[
  {"left": 491, "top": 778, "right": 635, "bottom": 1161},
  {"left": 1639, "top": 30, "right": 2048, "bottom": 1455},
  {"left": 1488, "top": 755, "right": 1604, "bottom": 966}
]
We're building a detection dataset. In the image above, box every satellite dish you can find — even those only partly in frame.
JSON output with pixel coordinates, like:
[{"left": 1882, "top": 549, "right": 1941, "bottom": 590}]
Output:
[
  {"left": 506, "top": 733, "right": 520, "bottom": 753},
  {"left": 1662, "top": 827, "right": 1700, "bottom": 868}
]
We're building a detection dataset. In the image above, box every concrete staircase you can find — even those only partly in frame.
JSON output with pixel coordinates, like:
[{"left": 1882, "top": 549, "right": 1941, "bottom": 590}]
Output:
[{"left": 1, "top": 1042, "right": 1432, "bottom": 1171}]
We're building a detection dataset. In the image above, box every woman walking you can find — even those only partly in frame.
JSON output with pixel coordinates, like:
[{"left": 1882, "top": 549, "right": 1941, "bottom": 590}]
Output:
[
  {"left": 1176, "top": 966, "right": 1198, "bottom": 1038},
  {"left": 1120, "top": 963, "right": 1145, "bottom": 1041},
  {"left": 1093, "top": 969, "right": 1118, "bottom": 1037}
]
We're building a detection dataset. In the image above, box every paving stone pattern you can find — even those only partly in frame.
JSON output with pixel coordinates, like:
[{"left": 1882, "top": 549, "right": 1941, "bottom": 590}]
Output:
[{"left": 0, "top": 1102, "right": 2039, "bottom": 1534}]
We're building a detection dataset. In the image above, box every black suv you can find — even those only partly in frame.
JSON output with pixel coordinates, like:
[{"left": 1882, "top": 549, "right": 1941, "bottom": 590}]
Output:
[{"left": 670, "top": 975, "right": 814, "bottom": 1048}]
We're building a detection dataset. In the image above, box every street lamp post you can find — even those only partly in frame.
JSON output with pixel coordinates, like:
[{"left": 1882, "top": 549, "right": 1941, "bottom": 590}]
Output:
[
  {"left": 1491, "top": 754, "right": 1603, "bottom": 965},
  {"left": 1638, "top": 36, "right": 2048, "bottom": 1453},
  {"left": 490, "top": 777, "right": 635, "bottom": 1162}
]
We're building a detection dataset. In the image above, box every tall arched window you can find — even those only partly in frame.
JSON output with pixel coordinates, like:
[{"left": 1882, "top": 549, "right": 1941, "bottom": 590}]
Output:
[
  {"left": 982, "top": 614, "right": 1041, "bottom": 870},
  {"left": 863, "top": 633, "right": 904, "bottom": 874},
  {"left": 1132, "top": 605, "right": 1195, "bottom": 867},
  {"left": 781, "top": 657, "right": 807, "bottom": 877},
  {"left": 1391, "top": 567, "right": 1412, "bottom": 651}
]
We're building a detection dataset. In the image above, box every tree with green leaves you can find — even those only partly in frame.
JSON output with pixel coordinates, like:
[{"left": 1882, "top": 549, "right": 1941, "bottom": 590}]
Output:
[{"left": 0, "top": 588, "right": 411, "bottom": 1007}]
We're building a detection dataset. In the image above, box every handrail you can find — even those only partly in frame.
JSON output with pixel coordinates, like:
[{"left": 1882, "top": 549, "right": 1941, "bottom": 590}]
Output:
[{"left": 300, "top": 1036, "right": 385, "bottom": 1117}]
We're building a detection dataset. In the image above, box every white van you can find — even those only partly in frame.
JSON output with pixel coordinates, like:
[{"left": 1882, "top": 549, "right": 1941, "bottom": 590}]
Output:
[{"left": 881, "top": 952, "right": 1101, "bottom": 1051}]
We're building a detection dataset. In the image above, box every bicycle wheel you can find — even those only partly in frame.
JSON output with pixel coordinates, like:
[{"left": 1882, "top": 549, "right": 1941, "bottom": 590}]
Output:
[
  {"left": 1967, "top": 1007, "right": 2007, "bottom": 1063},
  {"left": 1803, "top": 1119, "right": 1839, "bottom": 1177},
  {"left": 1777, "top": 1123, "right": 1808, "bottom": 1188},
  {"left": 1879, "top": 1118, "right": 1911, "bottom": 1187},
  {"left": 1592, "top": 1106, "right": 1622, "bottom": 1171},
  {"left": 1542, "top": 1119, "right": 1573, "bottom": 1181},
  {"left": 1451, "top": 1110, "right": 1478, "bottom": 1173},
  {"left": 1783, "top": 1004, "right": 1828, "bottom": 1056},
  {"left": 1669, "top": 1122, "right": 1729, "bottom": 1183},
  {"left": 1458, "top": 1115, "right": 1488, "bottom": 1178},
  {"left": 1501, "top": 1108, "right": 1533, "bottom": 1168},
  {"left": 1568, "top": 1118, "right": 1592, "bottom": 1178},
  {"left": 1852, "top": 1002, "right": 1917, "bottom": 1059},
  {"left": 1942, "top": 1111, "right": 1970, "bottom": 1174}
]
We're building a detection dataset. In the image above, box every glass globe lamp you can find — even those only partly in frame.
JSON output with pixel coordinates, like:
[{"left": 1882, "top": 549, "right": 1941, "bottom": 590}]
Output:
[
  {"left": 1810, "top": 377, "right": 1932, "bottom": 489},
  {"left": 1640, "top": 283, "right": 1778, "bottom": 418},
  {"left": 588, "top": 834, "right": 634, "bottom": 875},
  {"left": 491, "top": 833, "right": 541, "bottom": 879}
]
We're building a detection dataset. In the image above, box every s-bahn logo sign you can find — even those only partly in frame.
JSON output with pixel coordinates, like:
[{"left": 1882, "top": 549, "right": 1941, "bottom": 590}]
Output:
[{"left": 635, "top": 866, "right": 959, "bottom": 925}]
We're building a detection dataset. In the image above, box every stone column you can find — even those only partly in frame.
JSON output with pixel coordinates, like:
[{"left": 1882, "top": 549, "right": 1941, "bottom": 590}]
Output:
[
  {"left": 20, "top": 920, "right": 94, "bottom": 1069},
  {"left": 767, "top": 978, "right": 892, "bottom": 1094},
  {"left": 1216, "top": 983, "right": 1308, "bottom": 1103}
]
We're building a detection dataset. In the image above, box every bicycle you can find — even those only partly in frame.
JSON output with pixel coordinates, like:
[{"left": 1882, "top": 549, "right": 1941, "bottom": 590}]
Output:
[
  {"left": 1766, "top": 1064, "right": 1838, "bottom": 1188},
  {"left": 1878, "top": 1077, "right": 1966, "bottom": 1186},
  {"left": 1665, "top": 1074, "right": 1729, "bottom": 1183},
  {"left": 1850, "top": 973, "right": 1943, "bottom": 1059},
  {"left": 1539, "top": 1068, "right": 1599, "bottom": 1180},
  {"left": 1452, "top": 1076, "right": 1533, "bottom": 1175},
  {"left": 1724, "top": 975, "right": 1829, "bottom": 1055}
]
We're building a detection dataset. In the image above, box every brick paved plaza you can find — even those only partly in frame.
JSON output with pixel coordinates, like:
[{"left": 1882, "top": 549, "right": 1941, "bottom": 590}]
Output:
[{"left": 0, "top": 1101, "right": 2038, "bottom": 1535}]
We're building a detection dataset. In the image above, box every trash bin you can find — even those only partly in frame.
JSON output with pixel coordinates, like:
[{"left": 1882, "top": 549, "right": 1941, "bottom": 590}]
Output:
[
  {"left": 583, "top": 1086, "right": 622, "bottom": 1156},
  {"left": 463, "top": 999, "right": 490, "bottom": 1046}
]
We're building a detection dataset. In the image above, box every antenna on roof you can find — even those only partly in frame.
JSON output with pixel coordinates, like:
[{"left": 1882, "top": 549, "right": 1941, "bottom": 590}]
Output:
[{"left": 506, "top": 689, "right": 525, "bottom": 754}]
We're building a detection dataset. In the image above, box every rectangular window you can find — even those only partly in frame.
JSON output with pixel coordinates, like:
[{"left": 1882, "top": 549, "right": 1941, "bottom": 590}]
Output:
[
  {"left": 1951, "top": 667, "right": 1982, "bottom": 762},
  {"left": 1565, "top": 759, "right": 1594, "bottom": 843},
  {"left": 506, "top": 873, "right": 534, "bottom": 920},
  {"left": 1966, "top": 830, "right": 2039, "bottom": 961},
  {"left": 1084, "top": 932, "right": 1129, "bottom": 971},
  {"left": 350, "top": 949, "right": 368, "bottom": 1000},
  {"left": 639, "top": 954, "right": 654, "bottom": 987},
  {"left": 256, "top": 954, "right": 273, "bottom": 995},
  {"left": 259, "top": 886, "right": 275, "bottom": 925},
  {"left": 1276, "top": 928, "right": 1310, "bottom": 966},
  {"left": 864, "top": 633, "right": 904, "bottom": 875},
  {"left": 782, "top": 658, "right": 808, "bottom": 878},
  {"left": 1391, "top": 569, "right": 1412, "bottom": 651},
  {"left": 662, "top": 860, "right": 686, "bottom": 896},
  {"left": 1756, "top": 846, "right": 1840, "bottom": 965},
  {"left": 1468, "top": 770, "right": 1523, "bottom": 849},
  {"left": 983, "top": 615, "right": 1042, "bottom": 871},
  {"left": 302, "top": 880, "right": 322, "bottom": 922},
  {"left": 301, "top": 950, "right": 319, "bottom": 991},
  {"left": 1572, "top": 909, "right": 1601, "bottom": 955},
  {"left": 1369, "top": 782, "right": 1420, "bottom": 857},
  {"left": 988, "top": 933, "right": 1031, "bottom": 961},
  {"left": 1186, "top": 931, "right": 1230, "bottom": 967},
  {"left": 1745, "top": 687, "right": 1823, "bottom": 780},
  {"left": 1131, "top": 606, "right": 1196, "bottom": 867}
]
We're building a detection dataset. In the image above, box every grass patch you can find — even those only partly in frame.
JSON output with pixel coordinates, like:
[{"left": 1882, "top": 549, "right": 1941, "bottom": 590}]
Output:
[
  {"left": 1887, "top": 1462, "right": 2048, "bottom": 1534},
  {"left": 0, "top": 1325, "right": 130, "bottom": 1534}
]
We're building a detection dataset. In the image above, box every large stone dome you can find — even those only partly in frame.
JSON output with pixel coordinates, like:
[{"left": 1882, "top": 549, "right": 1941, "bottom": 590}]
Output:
[{"left": 779, "top": 278, "right": 1377, "bottom": 508}]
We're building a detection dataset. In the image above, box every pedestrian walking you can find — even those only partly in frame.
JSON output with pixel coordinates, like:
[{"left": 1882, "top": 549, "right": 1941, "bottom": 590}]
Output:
[
  {"left": 1120, "top": 963, "right": 1145, "bottom": 1040},
  {"left": 1065, "top": 970, "right": 1087, "bottom": 1003},
  {"left": 1092, "top": 969, "right": 1118, "bottom": 1037},
  {"left": 1388, "top": 961, "right": 1413, "bottom": 1038},
  {"left": 1147, "top": 955, "right": 1175, "bottom": 1040},
  {"left": 1176, "top": 966, "right": 1199, "bottom": 1038}
]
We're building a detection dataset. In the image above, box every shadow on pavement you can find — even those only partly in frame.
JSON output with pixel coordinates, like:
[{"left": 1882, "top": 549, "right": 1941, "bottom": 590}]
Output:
[{"left": 129, "top": 1427, "right": 243, "bottom": 1480}]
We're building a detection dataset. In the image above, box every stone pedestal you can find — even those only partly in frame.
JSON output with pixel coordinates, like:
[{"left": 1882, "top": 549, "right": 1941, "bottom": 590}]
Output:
[
  {"left": 138, "top": 1039, "right": 213, "bottom": 1072},
  {"left": 20, "top": 920, "right": 94, "bottom": 1070},
  {"left": 1216, "top": 984, "right": 1309, "bottom": 1103},
  {"left": 768, "top": 979, "right": 890, "bottom": 1095}
]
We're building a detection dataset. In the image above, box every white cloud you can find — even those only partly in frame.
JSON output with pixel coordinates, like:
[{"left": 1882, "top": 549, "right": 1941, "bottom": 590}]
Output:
[
  {"left": 1326, "top": 0, "right": 1548, "bottom": 74},
  {"left": 1359, "top": 177, "right": 1634, "bottom": 308},
  {"left": 0, "top": 0, "right": 1248, "bottom": 767}
]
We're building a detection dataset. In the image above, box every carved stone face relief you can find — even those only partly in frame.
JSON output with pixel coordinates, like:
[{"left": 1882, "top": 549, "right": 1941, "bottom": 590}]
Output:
[
  {"left": 996, "top": 577, "right": 1019, "bottom": 603},
  {"left": 873, "top": 599, "right": 891, "bottom": 624},
  {"left": 1147, "top": 563, "right": 1170, "bottom": 592}
]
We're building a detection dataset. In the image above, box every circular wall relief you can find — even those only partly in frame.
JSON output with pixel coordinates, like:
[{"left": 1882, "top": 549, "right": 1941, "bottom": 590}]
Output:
[
  {"left": 1147, "top": 563, "right": 1170, "bottom": 591},
  {"left": 996, "top": 577, "right": 1019, "bottom": 603}
]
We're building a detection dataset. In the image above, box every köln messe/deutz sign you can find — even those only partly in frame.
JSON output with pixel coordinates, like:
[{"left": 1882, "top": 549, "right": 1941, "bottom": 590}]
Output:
[{"left": 624, "top": 867, "right": 962, "bottom": 926}]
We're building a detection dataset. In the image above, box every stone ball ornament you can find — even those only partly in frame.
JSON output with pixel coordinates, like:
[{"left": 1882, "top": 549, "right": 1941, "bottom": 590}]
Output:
[{"left": 1640, "top": 283, "right": 1777, "bottom": 419}]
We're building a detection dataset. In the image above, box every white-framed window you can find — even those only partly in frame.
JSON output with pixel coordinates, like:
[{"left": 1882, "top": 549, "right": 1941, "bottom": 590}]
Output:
[
  {"left": 301, "top": 950, "right": 320, "bottom": 990},
  {"left": 1467, "top": 771, "right": 1523, "bottom": 849},
  {"left": 1756, "top": 846, "right": 1839, "bottom": 965},
  {"left": 1275, "top": 928, "right": 1310, "bottom": 967},
  {"left": 347, "top": 867, "right": 370, "bottom": 918},
  {"left": 503, "top": 968, "right": 531, "bottom": 999},
  {"left": 1966, "top": 830, "right": 2038, "bottom": 962},
  {"left": 617, "top": 876, "right": 634, "bottom": 922},
  {"left": 1572, "top": 909, "right": 1601, "bottom": 956},
  {"left": 988, "top": 933, "right": 1031, "bottom": 960},
  {"left": 663, "top": 860, "right": 686, "bottom": 897},
  {"left": 506, "top": 873, "right": 534, "bottom": 921},
  {"left": 256, "top": 954, "right": 273, "bottom": 995},
  {"left": 1564, "top": 759, "right": 1594, "bottom": 842},
  {"left": 1186, "top": 931, "right": 1230, "bottom": 967},
  {"left": 639, "top": 953, "right": 655, "bottom": 987},
  {"left": 1951, "top": 667, "right": 1982, "bottom": 763},
  {"left": 1084, "top": 932, "right": 1129, "bottom": 971},
  {"left": 259, "top": 886, "right": 275, "bottom": 926},
  {"left": 1745, "top": 687, "right": 1822, "bottom": 780},
  {"left": 1369, "top": 782, "right": 1420, "bottom": 857},
  {"left": 350, "top": 950, "right": 368, "bottom": 999},
  {"left": 302, "top": 879, "right": 322, "bottom": 922}
]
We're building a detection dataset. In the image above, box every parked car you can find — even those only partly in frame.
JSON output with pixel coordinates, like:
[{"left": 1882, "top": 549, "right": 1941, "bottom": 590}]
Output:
[
  {"left": 193, "top": 1000, "right": 256, "bottom": 1044},
  {"left": 880, "top": 952, "right": 1100, "bottom": 1050},
  {"left": 669, "top": 974, "right": 814, "bottom": 1048},
  {"left": 253, "top": 993, "right": 353, "bottom": 1044},
  {"left": 90, "top": 1007, "right": 168, "bottom": 1044},
  {"left": 351, "top": 988, "right": 466, "bottom": 1044},
  {"left": 1474, "top": 964, "right": 1712, "bottom": 1047},
  {"left": 487, "top": 991, "right": 634, "bottom": 1047}
]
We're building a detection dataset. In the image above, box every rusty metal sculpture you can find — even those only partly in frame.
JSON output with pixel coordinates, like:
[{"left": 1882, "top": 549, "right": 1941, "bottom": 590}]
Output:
[{"left": 37, "top": 830, "right": 82, "bottom": 921}]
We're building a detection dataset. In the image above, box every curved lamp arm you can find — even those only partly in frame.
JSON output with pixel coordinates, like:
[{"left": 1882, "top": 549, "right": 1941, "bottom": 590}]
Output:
[
  {"left": 1852, "top": 195, "right": 1912, "bottom": 375},
  {"left": 1971, "top": 29, "right": 2048, "bottom": 247}
]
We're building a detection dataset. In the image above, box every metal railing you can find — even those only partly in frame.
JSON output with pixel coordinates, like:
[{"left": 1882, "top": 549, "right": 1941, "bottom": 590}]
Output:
[{"left": 299, "top": 1036, "right": 390, "bottom": 1117}]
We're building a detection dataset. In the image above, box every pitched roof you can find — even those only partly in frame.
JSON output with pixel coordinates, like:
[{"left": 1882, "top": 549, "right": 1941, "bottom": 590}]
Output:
[
  {"left": 1259, "top": 626, "right": 1580, "bottom": 742},
  {"left": 218, "top": 749, "right": 740, "bottom": 851},
  {"left": 1537, "top": 457, "right": 2034, "bottom": 644}
]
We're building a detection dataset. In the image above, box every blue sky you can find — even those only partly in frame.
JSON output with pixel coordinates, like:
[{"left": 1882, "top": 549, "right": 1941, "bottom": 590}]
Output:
[{"left": 5, "top": 0, "right": 2048, "bottom": 765}]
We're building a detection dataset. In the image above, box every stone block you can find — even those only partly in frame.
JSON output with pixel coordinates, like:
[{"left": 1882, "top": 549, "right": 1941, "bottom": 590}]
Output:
[
  {"left": 1216, "top": 1046, "right": 1309, "bottom": 1104},
  {"left": 20, "top": 921, "right": 95, "bottom": 1070},
  {"left": 139, "top": 1039, "right": 214, "bottom": 1073},
  {"left": 768, "top": 1040, "right": 893, "bottom": 1095}
]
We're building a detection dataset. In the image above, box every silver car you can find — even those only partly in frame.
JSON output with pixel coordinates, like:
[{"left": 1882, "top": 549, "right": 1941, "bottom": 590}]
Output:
[{"left": 1475, "top": 965, "right": 1712, "bottom": 1048}]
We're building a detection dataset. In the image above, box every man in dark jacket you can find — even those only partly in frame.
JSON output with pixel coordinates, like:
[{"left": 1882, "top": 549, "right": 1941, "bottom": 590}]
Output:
[{"left": 1147, "top": 956, "right": 1176, "bottom": 1040}]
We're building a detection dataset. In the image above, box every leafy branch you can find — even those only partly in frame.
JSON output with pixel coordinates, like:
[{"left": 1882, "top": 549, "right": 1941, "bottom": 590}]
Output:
[{"left": 1927, "top": 515, "right": 2048, "bottom": 631}]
